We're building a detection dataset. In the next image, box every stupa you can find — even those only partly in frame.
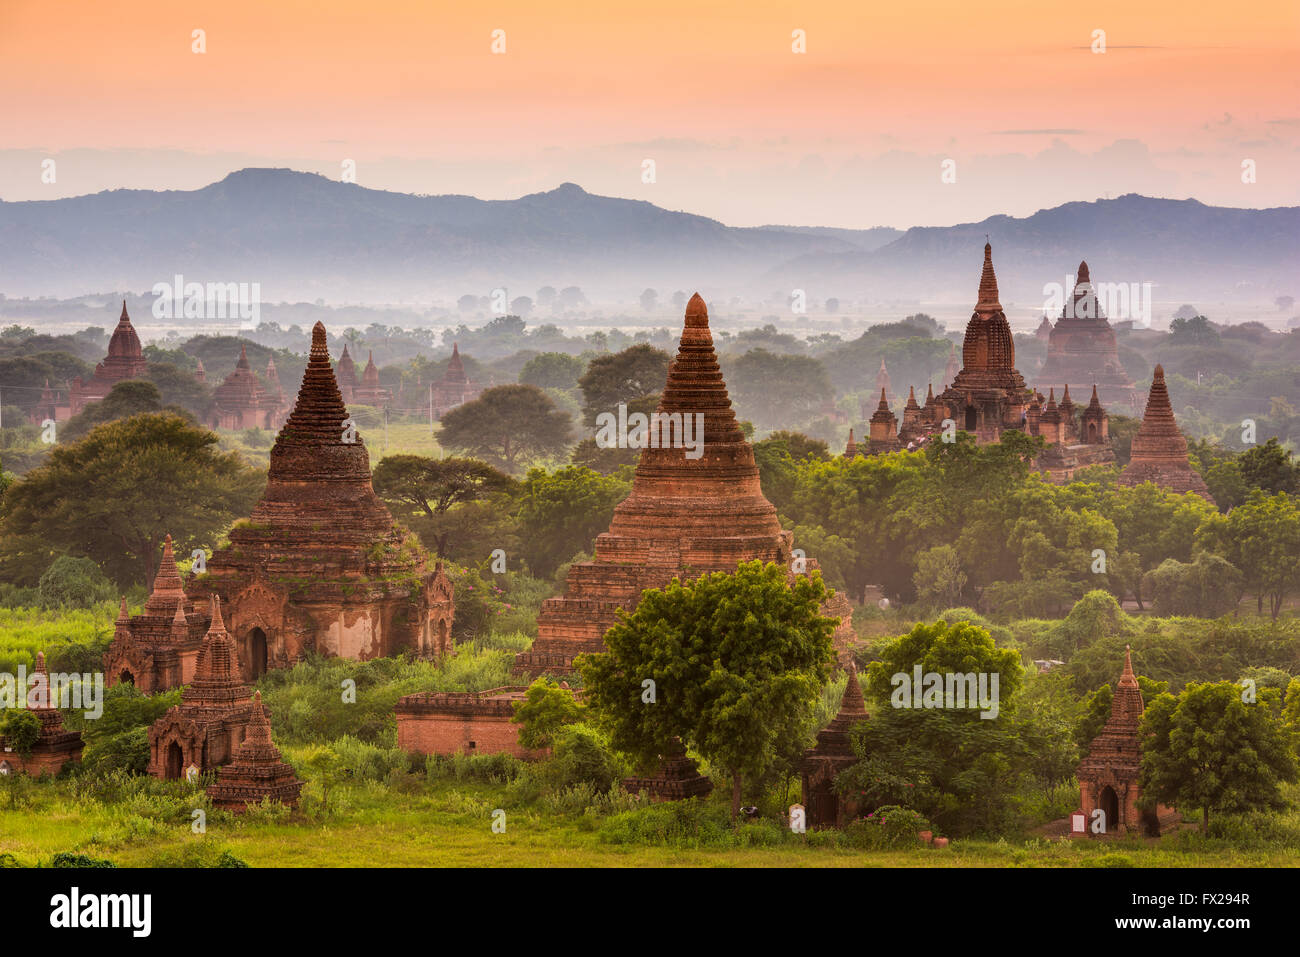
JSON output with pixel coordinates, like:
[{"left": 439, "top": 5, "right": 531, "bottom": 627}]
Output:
[
  {"left": 1076, "top": 646, "right": 1179, "bottom": 835},
  {"left": 0, "top": 652, "right": 84, "bottom": 776},
  {"left": 799, "top": 662, "right": 867, "bottom": 827},
  {"left": 66, "top": 301, "right": 149, "bottom": 415},
  {"left": 431, "top": 343, "right": 481, "bottom": 417},
  {"left": 1037, "top": 262, "right": 1139, "bottom": 410},
  {"left": 351, "top": 351, "right": 393, "bottom": 407},
  {"left": 211, "top": 344, "right": 287, "bottom": 430},
  {"left": 103, "top": 535, "right": 205, "bottom": 692},
  {"left": 1117, "top": 365, "right": 1214, "bottom": 503},
  {"left": 148, "top": 597, "right": 255, "bottom": 779},
  {"left": 206, "top": 691, "right": 304, "bottom": 812},
  {"left": 515, "top": 294, "right": 853, "bottom": 676},
  {"left": 186, "top": 322, "right": 455, "bottom": 680}
]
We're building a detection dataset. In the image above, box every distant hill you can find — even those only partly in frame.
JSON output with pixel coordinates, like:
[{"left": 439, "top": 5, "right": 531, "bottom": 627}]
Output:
[
  {"left": 767, "top": 195, "right": 1300, "bottom": 306},
  {"left": 1, "top": 171, "right": 1294, "bottom": 305}
]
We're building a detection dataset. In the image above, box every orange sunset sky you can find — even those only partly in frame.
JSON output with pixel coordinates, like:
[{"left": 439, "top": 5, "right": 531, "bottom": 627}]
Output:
[{"left": 1, "top": 0, "right": 1296, "bottom": 225}]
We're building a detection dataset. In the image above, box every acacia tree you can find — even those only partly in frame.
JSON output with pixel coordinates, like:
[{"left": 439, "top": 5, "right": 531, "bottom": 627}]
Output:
[
  {"left": 1140, "top": 681, "right": 1298, "bottom": 832},
  {"left": 371, "top": 454, "right": 515, "bottom": 557},
  {"left": 576, "top": 344, "right": 670, "bottom": 427},
  {"left": 579, "top": 561, "right": 836, "bottom": 818},
  {"left": 437, "top": 384, "right": 573, "bottom": 474},
  {"left": 0, "top": 413, "right": 264, "bottom": 588}
]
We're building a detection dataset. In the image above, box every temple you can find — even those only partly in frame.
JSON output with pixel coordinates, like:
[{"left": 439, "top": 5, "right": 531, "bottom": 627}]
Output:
[
  {"left": 184, "top": 322, "right": 455, "bottom": 681},
  {"left": 103, "top": 536, "right": 205, "bottom": 692},
  {"left": 351, "top": 351, "right": 393, "bottom": 407},
  {"left": 65, "top": 301, "right": 149, "bottom": 416},
  {"left": 0, "top": 652, "right": 84, "bottom": 776},
  {"left": 1075, "top": 646, "right": 1179, "bottom": 836},
  {"left": 206, "top": 691, "right": 303, "bottom": 812},
  {"left": 799, "top": 662, "right": 867, "bottom": 827},
  {"left": 335, "top": 344, "right": 358, "bottom": 401},
  {"left": 396, "top": 686, "right": 548, "bottom": 760},
  {"left": 431, "top": 343, "right": 482, "bottom": 418},
  {"left": 210, "top": 345, "right": 290, "bottom": 430},
  {"left": 515, "top": 293, "right": 853, "bottom": 678},
  {"left": 861, "top": 244, "right": 1116, "bottom": 479},
  {"left": 147, "top": 597, "right": 255, "bottom": 779},
  {"left": 1117, "top": 364, "right": 1214, "bottom": 503},
  {"left": 1037, "top": 262, "right": 1140, "bottom": 411}
]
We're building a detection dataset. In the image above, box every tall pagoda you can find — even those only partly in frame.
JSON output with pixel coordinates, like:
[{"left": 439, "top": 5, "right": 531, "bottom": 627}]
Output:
[{"left": 1117, "top": 364, "right": 1214, "bottom": 503}]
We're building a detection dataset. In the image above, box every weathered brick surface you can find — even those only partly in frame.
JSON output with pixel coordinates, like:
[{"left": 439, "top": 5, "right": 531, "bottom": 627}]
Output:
[{"left": 395, "top": 687, "right": 547, "bottom": 759}]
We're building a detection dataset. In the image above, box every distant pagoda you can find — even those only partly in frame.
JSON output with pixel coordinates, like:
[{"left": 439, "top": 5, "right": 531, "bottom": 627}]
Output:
[
  {"left": 516, "top": 294, "right": 852, "bottom": 676},
  {"left": 800, "top": 662, "right": 867, "bottom": 827},
  {"left": 0, "top": 651, "right": 84, "bottom": 776},
  {"left": 186, "top": 322, "right": 454, "bottom": 680},
  {"left": 1117, "top": 364, "right": 1214, "bottom": 503},
  {"left": 1037, "top": 261, "right": 1139, "bottom": 411},
  {"left": 67, "top": 301, "right": 149, "bottom": 415}
]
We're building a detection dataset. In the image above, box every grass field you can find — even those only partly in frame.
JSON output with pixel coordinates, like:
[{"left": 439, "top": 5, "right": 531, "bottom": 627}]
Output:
[{"left": 3, "top": 770, "right": 1296, "bottom": 869}]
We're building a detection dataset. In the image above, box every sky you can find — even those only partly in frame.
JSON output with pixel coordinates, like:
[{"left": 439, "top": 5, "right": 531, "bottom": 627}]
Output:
[{"left": 1, "top": 0, "right": 1296, "bottom": 226}]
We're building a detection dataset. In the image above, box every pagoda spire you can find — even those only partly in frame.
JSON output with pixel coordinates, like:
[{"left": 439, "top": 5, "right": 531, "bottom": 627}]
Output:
[
  {"left": 976, "top": 242, "right": 1002, "bottom": 313},
  {"left": 144, "top": 534, "right": 186, "bottom": 615}
]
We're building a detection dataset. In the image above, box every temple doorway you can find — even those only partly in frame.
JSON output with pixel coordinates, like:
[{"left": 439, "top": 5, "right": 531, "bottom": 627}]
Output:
[
  {"left": 165, "top": 742, "right": 184, "bottom": 780},
  {"left": 118, "top": 670, "right": 135, "bottom": 686},
  {"left": 1099, "top": 786, "right": 1120, "bottom": 833},
  {"left": 248, "top": 628, "right": 268, "bottom": 679},
  {"left": 1087, "top": 421, "right": 1098, "bottom": 442},
  {"left": 809, "top": 783, "right": 837, "bottom": 827},
  {"left": 964, "top": 406, "right": 978, "bottom": 432}
]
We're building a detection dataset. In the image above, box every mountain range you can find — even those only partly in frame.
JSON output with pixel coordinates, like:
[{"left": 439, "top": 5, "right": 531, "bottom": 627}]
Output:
[{"left": 1, "top": 168, "right": 1294, "bottom": 306}]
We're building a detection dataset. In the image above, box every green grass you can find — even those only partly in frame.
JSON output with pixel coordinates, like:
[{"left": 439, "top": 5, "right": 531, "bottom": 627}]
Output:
[
  {"left": 0, "top": 602, "right": 121, "bottom": 673},
  {"left": 2, "top": 771, "right": 1295, "bottom": 868}
]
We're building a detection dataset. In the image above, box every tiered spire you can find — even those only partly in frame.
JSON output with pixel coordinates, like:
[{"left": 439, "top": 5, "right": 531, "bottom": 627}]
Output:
[
  {"left": 184, "top": 596, "right": 253, "bottom": 711},
  {"left": 975, "top": 242, "right": 1002, "bottom": 314},
  {"left": 205, "top": 690, "right": 304, "bottom": 811},
  {"left": 843, "top": 428, "right": 858, "bottom": 458},
  {"left": 143, "top": 535, "right": 186, "bottom": 616},
  {"left": 1118, "top": 365, "right": 1214, "bottom": 502},
  {"left": 236, "top": 344, "right": 250, "bottom": 370}
]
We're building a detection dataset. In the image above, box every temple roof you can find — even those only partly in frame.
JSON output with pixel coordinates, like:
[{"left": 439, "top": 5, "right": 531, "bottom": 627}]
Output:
[
  {"left": 107, "top": 301, "right": 144, "bottom": 360},
  {"left": 184, "top": 597, "right": 253, "bottom": 710},
  {"left": 960, "top": 243, "right": 1016, "bottom": 374},
  {"left": 144, "top": 534, "right": 186, "bottom": 616}
]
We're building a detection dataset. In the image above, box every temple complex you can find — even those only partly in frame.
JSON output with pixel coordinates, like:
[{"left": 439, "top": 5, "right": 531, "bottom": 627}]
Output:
[
  {"left": 1037, "top": 262, "right": 1140, "bottom": 411},
  {"left": 206, "top": 691, "right": 303, "bottom": 812},
  {"left": 103, "top": 536, "right": 205, "bottom": 693},
  {"left": 862, "top": 244, "right": 1115, "bottom": 480},
  {"left": 0, "top": 652, "right": 84, "bottom": 776},
  {"left": 515, "top": 294, "right": 854, "bottom": 678},
  {"left": 799, "top": 662, "right": 866, "bottom": 827},
  {"left": 148, "top": 597, "right": 255, "bottom": 779},
  {"left": 396, "top": 686, "right": 548, "bottom": 760},
  {"left": 210, "top": 345, "right": 289, "bottom": 430},
  {"left": 184, "top": 322, "right": 455, "bottom": 681},
  {"left": 1076, "top": 646, "right": 1179, "bottom": 836},
  {"left": 350, "top": 351, "right": 393, "bottom": 407},
  {"left": 1117, "top": 365, "right": 1214, "bottom": 503},
  {"left": 431, "top": 343, "right": 481, "bottom": 418},
  {"left": 66, "top": 301, "right": 149, "bottom": 416}
]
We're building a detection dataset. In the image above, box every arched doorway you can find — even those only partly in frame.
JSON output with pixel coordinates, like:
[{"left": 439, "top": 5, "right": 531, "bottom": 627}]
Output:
[
  {"left": 118, "top": 670, "right": 135, "bottom": 686},
  {"left": 1098, "top": 786, "right": 1120, "bottom": 833},
  {"left": 165, "top": 742, "right": 184, "bottom": 780},
  {"left": 247, "top": 628, "right": 268, "bottom": 679},
  {"left": 1087, "top": 421, "right": 1098, "bottom": 443},
  {"left": 964, "top": 406, "right": 978, "bottom": 432}
]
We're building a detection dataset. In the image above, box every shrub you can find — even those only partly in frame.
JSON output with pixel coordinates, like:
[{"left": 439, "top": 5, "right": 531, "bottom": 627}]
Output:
[
  {"left": 843, "top": 806, "right": 930, "bottom": 850},
  {"left": 50, "top": 852, "right": 116, "bottom": 868},
  {"left": 37, "top": 556, "right": 116, "bottom": 610}
]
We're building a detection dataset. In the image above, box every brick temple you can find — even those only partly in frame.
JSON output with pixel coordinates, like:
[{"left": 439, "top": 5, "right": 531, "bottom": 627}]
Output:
[
  {"left": 103, "top": 535, "right": 205, "bottom": 692},
  {"left": 850, "top": 244, "right": 1116, "bottom": 481},
  {"left": 148, "top": 597, "right": 255, "bottom": 779},
  {"left": 515, "top": 293, "right": 853, "bottom": 677},
  {"left": 0, "top": 652, "right": 84, "bottom": 776},
  {"left": 351, "top": 351, "right": 393, "bottom": 407},
  {"left": 1117, "top": 364, "right": 1215, "bottom": 503},
  {"left": 799, "top": 662, "right": 866, "bottom": 827},
  {"left": 1076, "top": 646, "right": 1179, "bottom": 836},
  {"left": 1036, "top": 262, "right": 1140, "bottom": 412},
  {"left": 210, "top": 345, "right": 290, "bottom": 430},
  {"left": 61, "top": 301, "right": 149, "bottom": 418},
  {"left": 185, "top": 321, "right": 455, "bottom": 681},
  {"left": 207, "top": 690, "right": 303, "bottom": 812},
  {"left": 431, "top": 343, "right": 481, "bottom": 418},
  {"left": 396, "top": 686, "right": 547, "bottom": 760}
]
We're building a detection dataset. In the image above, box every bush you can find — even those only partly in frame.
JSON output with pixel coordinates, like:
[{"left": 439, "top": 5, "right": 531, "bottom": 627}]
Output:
[
  {"left": 843, "top": 806, "right": 931, "bottom": 850},
  {"left": 37, "top": 556, "right": 116, "bottom": 610},
  {"left": 0, "top": 708, "right": 41, "bottom": 754},
  {"left": 545, "top": 724, "right": 627, "bottom": 792},
  {"left": 50, "top": 852, "right": 116, "bottom": 868},
  {"left": 598, "top": 799, "right": 737, "bottom": 847}
]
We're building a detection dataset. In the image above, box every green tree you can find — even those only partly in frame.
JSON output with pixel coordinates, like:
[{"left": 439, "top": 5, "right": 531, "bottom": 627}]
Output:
[
  {"left": 37, "top": 555, "right": 116, "bottom": 609},
  {"left": 1238, "top": 438, "right": 1300, "bottom": 495},
  {"left": 579, "top": 561, "right": 836, "bottom": 817},
  {"left": 913, "top": 544, "right": 967, "bottom": 609},
  {"left": 60, "top": 380, "right": 187, "bottom": 441},
  {"left": 514, "top": 466, "right": 630, "bottom": 578},
  {"left": 576, "top": 344, "right": 670, "bottom": 428},
  {"left": 512, "top": 677, "right": 585, "bottom": 750},
  {"left": 0, "top": 708, "right": 41, "bottom": 755},
  {"left": 371, "top": 455, "right": 515, "bottom": 557},
  {"left": 1220, "top": 491, "right": 1300, "bottom": 619},
  {"left": 0, "top": 413, "right": 264, "bottom": 587},
  {"left": 1139, "top": 681, "right": 1298, "bottom": 832},
  {"left": 1143, "top": 553, "right": 1243, "bottom": 617},
  {"left": 438, "top": 385, "right": 574, "bottom": 474},
  {"left": 519, "top": 352, "right": 585, "bottom": 392},
  {"left": 724, "top": 349, "right": 831, "bottom": 431}
]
